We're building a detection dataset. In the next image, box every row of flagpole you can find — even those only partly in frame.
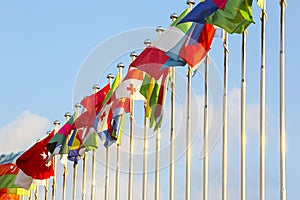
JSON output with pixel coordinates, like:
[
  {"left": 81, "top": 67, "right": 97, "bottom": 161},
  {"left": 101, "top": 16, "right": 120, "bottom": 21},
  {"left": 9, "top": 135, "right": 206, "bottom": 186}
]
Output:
[{"left": 34, "top": 0, "right": 287, "bottom": 199}]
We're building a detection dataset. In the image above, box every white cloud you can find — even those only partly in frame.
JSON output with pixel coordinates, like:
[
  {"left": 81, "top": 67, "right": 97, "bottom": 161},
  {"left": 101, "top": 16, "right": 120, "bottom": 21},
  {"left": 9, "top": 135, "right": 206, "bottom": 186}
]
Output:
[{"left": 0, "top": 110, "right": 51, "bottom": 153}]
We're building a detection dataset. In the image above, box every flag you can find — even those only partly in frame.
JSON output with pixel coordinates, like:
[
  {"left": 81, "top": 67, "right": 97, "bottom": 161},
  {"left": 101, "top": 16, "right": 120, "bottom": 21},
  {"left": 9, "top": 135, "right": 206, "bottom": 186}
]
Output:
[
  {"left": 205, "top": 0, "right": 255, "bottom": 34},
  {"left": 16, "top": 130, "right": 55, "bottom": 180},
  {"left": 67, "top": 128, "right": 84, "bottom": 165},
  {"left": 140, "top": 74, "right": 156, "bottom": 117},
  {"left": 0, "top": 152, "right": 31, "bottom": 195},
  {"left": 111, "top": 97, "right": 130, "bottom": 139},
  {"left": 46, "top": 114, "right": 75, "bottom": 155},
  {"left": 113, "top": 67, "right": 145, "bottom": 100},
  {"left": 95, "top": 102, "right": 114, "bottom": 144},
  {"left": 0, "top": 193, "right": 20, "bottom": 200}
]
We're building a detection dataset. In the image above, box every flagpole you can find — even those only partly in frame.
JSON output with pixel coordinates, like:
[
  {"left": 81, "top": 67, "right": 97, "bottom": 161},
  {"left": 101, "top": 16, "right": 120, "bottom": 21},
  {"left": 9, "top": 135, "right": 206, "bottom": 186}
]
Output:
[
  {"left": 73, "top": 103, "right": 82, "bottom": 200},
  {"left": 105, "top": 73, "right": 114, "bottom": 200},
  {"left": 52, "top": 120, "right": 61, "bottom": 200},
  {"left": 35, "top": 183, "right": 39, "bottom": 200},
  {"left": 142, "top": 39, "right": 151, "bottom": 200},
  {"left": 115, "top": 63, "right": 124, "bottom": 200},
  {"left": 82, "top": 142, "right": 88, "bottom": 200},
  {"left": 241, "top": 31, "right": 247, "bottom": 200},
  {"left": 128, "top": 52, "right": 138, "bottom": 200},
  {"left": 260, "top": 0, "right": 267, "bottom": 199},
  {"left": 185, "top": 2, "right": 195, "bottom": 200},
  {"left": 45, "top": 130, "right": 52, "bottom": 200},
  {"left": 155, "top": 26, "right": 164, "bottom": 200},
  {"left": 203, "top": 55, "right": 209, "bottom": 200},
  {"left": 279, "top": 1, "right": 287, "bottom": 200},
  {"left": 91, "top": 84, "right": 100, "bottom": 200},
  {"left": 222, "top": 32, "right": 229, "bottom": 200},
  {"left": 62, "top": 112, "right": 71, "bottom": 200},
  {"left": 169, "top": 13, "right": 178, "bottom": 200}
]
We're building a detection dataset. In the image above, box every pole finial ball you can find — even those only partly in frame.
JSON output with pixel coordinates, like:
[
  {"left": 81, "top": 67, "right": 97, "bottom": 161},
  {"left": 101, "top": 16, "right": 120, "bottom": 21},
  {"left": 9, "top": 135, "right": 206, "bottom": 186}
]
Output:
[
  {"left": 107, "top": 73, "right": 114, "bottom": 79},
  {"left": 170, "top": 13, "right": 178, "bottom": 20},
  {"left": 156, "top": 26, "right": 164, "bottom": 33},
  {"left": 75, "top": 103, "right": 82, "bottom": 109},
  {"left": 186, "top": 0, "right": 195, "bottom": 5},
  {"left": 117, "top": 63, "right": 125, "bottom": 68},
  {"left": 64, "top": 112, "right": 71, "bottom": 118},
  {"left": 93, "top": 84, "right": 100, "bottom": 90},
  {"left": 144, "top": 39, "right": 152, "bottom": 46},
  {"left": 53, "top": 120, "right": 61, "bottom": 125},
  {"left": 130, "top": 52, "right": 138, "bottom": 58}
]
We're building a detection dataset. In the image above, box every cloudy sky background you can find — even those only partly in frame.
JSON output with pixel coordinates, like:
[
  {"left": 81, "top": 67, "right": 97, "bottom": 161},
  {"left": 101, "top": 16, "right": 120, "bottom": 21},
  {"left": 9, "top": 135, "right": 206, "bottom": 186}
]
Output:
[{"left": 0, "top": 0, "right": 299, "bottom": 199}]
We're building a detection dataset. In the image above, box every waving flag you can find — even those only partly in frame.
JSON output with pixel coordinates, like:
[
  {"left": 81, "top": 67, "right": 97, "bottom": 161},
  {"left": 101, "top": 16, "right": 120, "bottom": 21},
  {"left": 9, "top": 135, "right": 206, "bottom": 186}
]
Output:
[{"left": 16, "top": 130, "right": 55, "bottom": 180}]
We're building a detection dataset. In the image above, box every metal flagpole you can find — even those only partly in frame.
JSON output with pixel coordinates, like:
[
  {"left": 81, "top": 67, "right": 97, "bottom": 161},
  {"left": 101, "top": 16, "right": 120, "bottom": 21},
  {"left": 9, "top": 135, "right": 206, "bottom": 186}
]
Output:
[
  {"left": 279, "top": 1, "right": 287, "bottom": 200},
  {"left": 260, "top": 0, "right": 267, "bottom": 199},
  {"left": 91, "top": 84, "right": 100, "bottom": 200},
  {"left": 115, "top": 63, "right": 124, "bottom": 200},
  {"left": 73, "top": 103, "right": 82, "bottom": 200},
  {"left": 142, "top": 39, "right": 151, "bottom": 200},
  {"left": 185, "top": 1, "right": 194, "bottom": 200},
  {"left": 35, "top": 183, "right": 39, "bottom": 200},
  {"left": 82, "top": 128, "right": 87, "bottom": 199},
  {"left": 62, "top": 112, "right": 71, "bottom": 200},
  {"left": 45, "top": 130, "right": 52, "bottom": 200},
  {"left": 222, "top": 32, "right": 229, "bottom": 200},
  {"left": 241, "top": 31, "right": 247, "bottom": 200},
  {"left": 52, "top": 120, "right": 60, "bottom": 200},
  {"left": 169, "top": 13, "right": 178, "bottom": 200},
  {"left": 203, "top": 56, "right": 209, "bottom": 200},
  {"left": 155, "top": 26, "right": 164, "bottom": 200},
  {"left": 105, "top": 73, "right": 114, "bottom": 200},
  {"left": 128, "top": 52, "right": 138, "bottom": 200}
]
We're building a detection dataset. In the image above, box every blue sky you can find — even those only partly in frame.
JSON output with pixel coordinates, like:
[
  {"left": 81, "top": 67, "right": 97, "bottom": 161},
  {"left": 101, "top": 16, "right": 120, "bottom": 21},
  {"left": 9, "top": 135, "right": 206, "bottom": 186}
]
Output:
[{"left": 0, "top": 0, "right": 299, "bottom": 199}]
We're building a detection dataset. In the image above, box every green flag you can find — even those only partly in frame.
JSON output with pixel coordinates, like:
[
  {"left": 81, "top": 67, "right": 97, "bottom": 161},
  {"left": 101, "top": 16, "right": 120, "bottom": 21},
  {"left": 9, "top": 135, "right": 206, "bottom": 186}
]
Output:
[{"left": 206, "top": 0, "right": 255, "bottom": 34}]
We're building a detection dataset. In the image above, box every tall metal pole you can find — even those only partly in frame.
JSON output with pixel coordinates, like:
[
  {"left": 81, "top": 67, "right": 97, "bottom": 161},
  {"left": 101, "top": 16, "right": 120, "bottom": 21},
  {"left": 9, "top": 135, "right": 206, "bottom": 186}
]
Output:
[
  {"left": 260, "top": 0, "right": 267, "bottom": 199},
  {"left": 73, "top": 103, "right": 82, "bottom": 200},
  {"left": 90, "top": 84, "right": 100, "bottom": 200},
  {"left": 45, "top": 130, "right": 52, "bottom": 200},
  {"left": 142, "top": 39, "right": 151, "bottom": 200},
  {"left": 128, "top": 52, "right": 138, "bottom": 200},
  {"left": 241, "top": 31, "right": 247, "bottom": 200},
  {"left": 115, "top": 63, "right": 124, "bottom": 200},
  {"left": 185, "top": 2, "right": 194, "bottom": 200},
  {"left": 82, "top": 151, "right": 87, "bottom": 200},
  {"left": 222, "top": 32, "right": 229, "bottom": 200},
  {"left": 155, "top": 26, "right": 164, "bottom": 200},
  {"left": 169, "top": 13, "right": 178, "bottom": 200},
  {"left": 203, "top": 56, "right": 209, "bottom": 200},
  {"left": 62, "top": 112, "right": 71, "bottom": 200},
  {"left": 34, "top": 182, "right": 39, "bottom": 200},
  {"left": 52, "top": 120, "right": 61, "bottom": 200},
  {"left": 279, "top": 1, "right": 287, "bottom": 200},
  {"left": 105, "top": 73, "right": 114, "bottom": 200}
]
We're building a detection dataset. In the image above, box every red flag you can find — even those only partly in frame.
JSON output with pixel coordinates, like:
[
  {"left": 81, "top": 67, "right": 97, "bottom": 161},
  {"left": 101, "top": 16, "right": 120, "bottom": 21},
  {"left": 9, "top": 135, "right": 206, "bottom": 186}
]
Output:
[{"left": 16, "top": 131, "right": 55, "bottom": 180}]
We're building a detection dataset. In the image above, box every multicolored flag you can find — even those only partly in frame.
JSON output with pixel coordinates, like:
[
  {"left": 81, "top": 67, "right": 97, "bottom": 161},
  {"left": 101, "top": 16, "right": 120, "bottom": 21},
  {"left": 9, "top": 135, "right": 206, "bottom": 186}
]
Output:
[{"left": 16, "top": 130, "right": 55, "bottom": 180}]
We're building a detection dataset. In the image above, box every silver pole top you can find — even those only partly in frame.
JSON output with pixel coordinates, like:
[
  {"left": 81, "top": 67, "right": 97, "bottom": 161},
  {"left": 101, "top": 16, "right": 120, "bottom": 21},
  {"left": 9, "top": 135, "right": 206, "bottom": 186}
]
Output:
[
  {"left": 117, "top": 63, "right": 125, "bottom": 69},
  {"left": 130, "top": 52, "right": 138, "bottom": 59},
  {"left": 107, "top": 73, "right": 114, "bottom": 80},
  {"left": 93, "top": 84, "right": 100, "bottom": 90},
  {"left": 186, "top": 0, "right": 195, "bottom": 5},
  {"left": 170, "top": 13, "right": 178, "bottom": 20},
  {"left": 75, "top": 103, "right": 82, "bottom": 109},
  {"left": 156, "top": 26, "right": 164, "bottom": 33},
  {"left": 144, "top": 39, "right": 152, "bottom": 46},
  {"left": 53, "top": 120, "right": 61, "bottom": 126},
  {"left": 64, "top": 112, "right": 71, "bottom": 118}
]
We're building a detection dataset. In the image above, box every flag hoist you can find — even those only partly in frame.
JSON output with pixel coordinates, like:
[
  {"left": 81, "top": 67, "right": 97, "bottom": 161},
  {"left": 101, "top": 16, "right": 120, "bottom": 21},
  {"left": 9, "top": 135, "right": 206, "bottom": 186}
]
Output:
[
  {"left": 241, "top": 31, "right": 247, "bottom": 200},
  {"left": 52, "top": 120, "right": 61, "bottom": 200},
  {"left": 185, "top": 1, "right": 195, "bottom": 200},
  {"left": 105, "top": 73, "right": 114, "bottom": 200},
  {"left": 279, "top": 1, "right": 287, "bottom": 200},
  {"left": 73, "top": 103, "right": 82, "bottom": 200},
  {"left": 169, "top": 12, "right": 178, "bottom": 200},
  {"left": 128, "top": 51, "right": 138, "bottom": 200},
  {"left": 142, "top": 39, "right": 151, "bottom": 200},
  {"left": 115, "top": 63, "right": 124, "bottom": 200},
  {"left": 91, "top": 84, "right": 100, "bottom": 200},
  {"left": 63, "top": 112, "right": 71, "bottom": 200},
  {"left": 260, "top": 0, "right": 267, "bottom": 199},
  {"left": 222, "top": 32, "right": 229, "bottom": 200}
]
